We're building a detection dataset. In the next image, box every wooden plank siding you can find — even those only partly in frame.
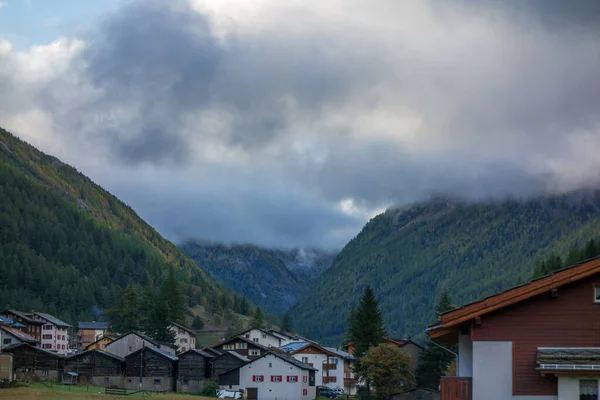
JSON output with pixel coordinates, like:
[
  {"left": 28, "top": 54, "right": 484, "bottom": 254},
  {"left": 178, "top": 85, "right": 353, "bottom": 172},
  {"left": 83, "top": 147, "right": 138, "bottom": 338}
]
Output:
[
  {"left": 65, "top": 351, "right": 123, "bottom": 377},
  {"left": 3, "top": 344, "right": 63, "bottom": 372},
  {"left": 178, "top": 351, "right": 208, "bottom": 380},
  {"left": 470, "top": 272, "right": 600, "bottom": 396},
  {"left": 124, "top": 347, "right": 176, "bottom": 378},
  {"left": 211, "top": 353, "right": 247, "bottom": 379}
]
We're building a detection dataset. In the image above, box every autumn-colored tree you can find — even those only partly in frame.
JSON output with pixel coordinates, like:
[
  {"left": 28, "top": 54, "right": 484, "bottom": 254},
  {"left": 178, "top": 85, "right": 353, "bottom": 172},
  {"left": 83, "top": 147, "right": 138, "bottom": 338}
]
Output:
[{"left": 362, "top": 344, "right": 415, "bottom": 399}]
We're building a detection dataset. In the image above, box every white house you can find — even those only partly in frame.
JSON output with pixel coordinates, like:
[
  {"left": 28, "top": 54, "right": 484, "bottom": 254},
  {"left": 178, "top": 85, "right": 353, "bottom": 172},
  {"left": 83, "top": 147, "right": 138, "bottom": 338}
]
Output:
[
  {"left": 30, "top": 312, "right": 70, "bottom": 355},
  {"left": 105, "top": 331, "right": 177, "bottom": 358},
  {"left": 238, "top": 328, "right": 282, "bottom": 348},
  {"left": 268, "top": 330, "right": 313, "bottom": 347},
  {"left": 280, "top": 342, "right": 356, "bottom": 393},
  {"left": 168, "top": 322, "right": 196, "bottom": 353},
  {"left": 219, "top": 352, "right": 317, "bottom": 400}
]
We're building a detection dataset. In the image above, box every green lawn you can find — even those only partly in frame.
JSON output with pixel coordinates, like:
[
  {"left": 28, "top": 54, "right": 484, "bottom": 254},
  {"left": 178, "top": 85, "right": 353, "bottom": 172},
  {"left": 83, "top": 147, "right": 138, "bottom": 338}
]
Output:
[{"left": 0, "top": 383, "right": 211, "bottom": 399}]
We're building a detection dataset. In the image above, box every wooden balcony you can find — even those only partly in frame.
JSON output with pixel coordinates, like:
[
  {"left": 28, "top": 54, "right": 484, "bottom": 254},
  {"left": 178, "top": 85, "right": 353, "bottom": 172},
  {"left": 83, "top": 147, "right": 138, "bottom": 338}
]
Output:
[
  {"left": 343, "top": 373, "right": 357, "bottom": 384},
  {"left": 440, "top": 377, "right": 472, "bottom": 400},
  {"left": 323, "top": 363, "right": 337, "bottom": 370}
]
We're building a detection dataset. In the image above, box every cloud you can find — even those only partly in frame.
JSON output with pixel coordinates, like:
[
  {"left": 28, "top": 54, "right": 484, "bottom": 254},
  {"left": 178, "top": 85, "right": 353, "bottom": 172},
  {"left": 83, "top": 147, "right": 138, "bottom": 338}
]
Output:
[
  {"left": 0, "top": 0, "right": 600, "bottom": 248},
  {"left": 0, "top": 1, "right": 7, "bottom": 9}
]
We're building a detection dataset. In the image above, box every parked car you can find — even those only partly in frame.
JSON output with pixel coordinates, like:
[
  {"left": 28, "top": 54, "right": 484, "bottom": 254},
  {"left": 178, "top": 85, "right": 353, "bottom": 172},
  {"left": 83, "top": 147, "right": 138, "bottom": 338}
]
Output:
[
  {"left": 333, "top": 388, "right": 345, "bottom": 395},
  {"left": 319, "top": 387, "right": 338, "bottom": 398}
]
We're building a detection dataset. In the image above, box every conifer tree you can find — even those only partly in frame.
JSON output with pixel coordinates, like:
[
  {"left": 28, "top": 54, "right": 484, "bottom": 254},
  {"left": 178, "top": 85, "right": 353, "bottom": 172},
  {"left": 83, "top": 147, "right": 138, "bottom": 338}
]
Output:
[
  {"left": 281, "top": 311, "right": 293, "bottom": 333},
  {"left": 249, "top": 307, "right": 265, "bottom": 329},
  {"left": 240, "top": 297, "right": 251, "bottom": 316},
  {"left": 346, "top": 286, "right": 386, "bottom": 360},
  {"left": 121, "top": 281, "right": 140, "bottom": 332},
  {"left": 162, "top": 269, "right": 186, "bottom": 325}
]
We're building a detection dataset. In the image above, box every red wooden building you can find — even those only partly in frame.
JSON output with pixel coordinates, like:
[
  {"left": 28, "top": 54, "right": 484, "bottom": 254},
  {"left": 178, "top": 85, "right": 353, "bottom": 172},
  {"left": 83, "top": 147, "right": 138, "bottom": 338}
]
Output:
[{"left": 427, "top": 256, "right": 600, "bottom": 400}]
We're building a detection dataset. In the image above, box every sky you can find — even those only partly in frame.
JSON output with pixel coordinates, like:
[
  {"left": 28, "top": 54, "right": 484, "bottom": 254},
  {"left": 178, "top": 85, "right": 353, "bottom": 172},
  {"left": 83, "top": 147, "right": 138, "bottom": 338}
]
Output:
[{"left": 1, "top": 0, "right": 600, "bottom": 249}]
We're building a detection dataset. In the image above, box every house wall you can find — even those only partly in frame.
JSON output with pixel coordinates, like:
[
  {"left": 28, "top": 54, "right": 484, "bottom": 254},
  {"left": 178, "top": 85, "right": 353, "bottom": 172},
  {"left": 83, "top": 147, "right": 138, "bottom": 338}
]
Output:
[
  {"left": 458, "top": 332, "right": 472, "bottom": 377},
  {"left": 1, "top": 330, "right": 22, "bottom": 349},
  {"left": 291, "top": 352, "right": 326, "bottom": 385},
  {"left": 472, "top": 341, "right": 557, "bottom": 400},
  {"left": 106, "top": 333, "right": 157, "bottom": 358},
  {"left": 169, "top": 326, "right": 196, "bottom": 353},
  {"left": 177, "top": 378, "right": 204, "bottom": 393},
  {"left": 400, "top": 343, "right": 423, "bottom": 371},
  {"left": 124, "top": 376, "right": 173, "bottom": 392},
  {"left": 225, "top": 354, "right": 316, "bottom": 400},
  {"left": 471, "top": 273, "right": 600, "bottom": 396},
  {"left": 212, "top": 353, "right": 247, "bottom": 378},
  {"left": 214, "top": 339, "right": 263, "bottom": 359},
  {"left": 40, "top": 325, "right": 69, "bottom": 355},
  {"left": 92, "top": 375, "right": 124, "bottom": 388},
  {"left": 239, "top": 329, "right": 281, "bottom": 348}
]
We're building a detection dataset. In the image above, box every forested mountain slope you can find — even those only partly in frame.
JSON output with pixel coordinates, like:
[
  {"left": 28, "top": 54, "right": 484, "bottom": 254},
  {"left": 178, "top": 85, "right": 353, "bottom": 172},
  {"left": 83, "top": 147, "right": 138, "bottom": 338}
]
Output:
[
  {"left": 181, "top": 242, "right": 335, "bottom": 316},
  {"left": 291, "top": 194, "right": 600, "bottom": 344},
  {"left": 0, "top": 127, "right": 247, "bottom": 324}
]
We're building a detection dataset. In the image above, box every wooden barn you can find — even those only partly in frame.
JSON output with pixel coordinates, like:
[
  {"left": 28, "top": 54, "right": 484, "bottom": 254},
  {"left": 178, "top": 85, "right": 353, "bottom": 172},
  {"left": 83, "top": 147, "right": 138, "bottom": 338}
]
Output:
[
  {"left": 211, "top": 351, "right": 249, "bottom": 379},
  {"left": 3, "top": 343, "right": 64, "bottom": 382},
  {"left": 177, "top": 349, "right": 215, "bottom": 392},
  {"left": 124, "top": 346, "right": 178, "bottom": 392},
  {"left": 65, "top": 350, "right": 124, "bottom": 387}
]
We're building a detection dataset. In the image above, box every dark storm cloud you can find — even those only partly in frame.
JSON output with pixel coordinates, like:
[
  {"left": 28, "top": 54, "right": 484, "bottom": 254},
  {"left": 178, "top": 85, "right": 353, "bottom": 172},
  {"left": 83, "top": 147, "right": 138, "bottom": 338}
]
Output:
[{"left": 3, "top": 0, "right": 600, "bottom": 247}]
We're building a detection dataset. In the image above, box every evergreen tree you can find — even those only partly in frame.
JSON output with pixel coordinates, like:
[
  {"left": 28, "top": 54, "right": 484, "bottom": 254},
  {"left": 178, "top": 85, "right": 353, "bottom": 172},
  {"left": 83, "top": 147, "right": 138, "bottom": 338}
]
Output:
[
  {"left": 346, "top": 286, "right": 386, "bottom": 360},
  {"left": 162, "top": 269, "right": 186, "bottom": 325},
  {"left": 192, "top": 315, "right": 204, "bottom": 330},
  {"left": 121, "top": 281, "right": 140, "bottom": 331},
  {"left": 240, "top": 297, "right": 251, "bottom": 316},
  {"left": 281, "top": 311, "right": 293, "bottom": 333},
  {"left": 249, "top": 307, "right": 265, "bottom": 329},
  {"left": 416, "top": 292, "right": 457, "bottom": 390},
  {"left": 585, "top": 239, "right": 599, "bottom": 259}
]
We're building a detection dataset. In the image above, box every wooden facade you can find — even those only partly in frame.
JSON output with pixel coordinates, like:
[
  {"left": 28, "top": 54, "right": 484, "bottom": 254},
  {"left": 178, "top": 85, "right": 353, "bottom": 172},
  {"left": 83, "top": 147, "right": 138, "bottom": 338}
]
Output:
[
  {"left": 0, "top": 310, "right": 42, "bottom": 341},
  {"left": 177, "top": 349, "right": 214, "bottom": 392},
  {"left": 64, "top": 350, "right": 123, "bottom": 384},
  {"left": 124, "top": 346, "right": 177, "bottom": 392},
  {"left": 212, "top": 337, "right": 267, "bottom": 360},
  {"left": 3, "top": 343, "right": 64, "bottom": 381},
  {"left": 211, "top": 351, "right": 249, "bottom": 379}
]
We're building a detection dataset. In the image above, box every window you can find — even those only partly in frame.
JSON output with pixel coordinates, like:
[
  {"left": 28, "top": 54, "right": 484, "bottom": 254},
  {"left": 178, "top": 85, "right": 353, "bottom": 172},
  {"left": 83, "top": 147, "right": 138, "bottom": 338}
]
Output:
[
  {"left": 42, "top": 344, "right": 52, "bottom": 349},
  {"left": 287, "top": 376, "right": 298, "bottom": 383},
  {"left": 62, "top": 335, "right": 66, "bottom": 340},
  {"left": 42, "top": 334, "right": 53, "bottom": 340},
  {"left": 128, "top": 346, "right": 132, "bottom": 352},
  {"left": 224, "top": 344, "right": 235, "bottom": 350},
  {"left": 303, "top": 389, "right": 308, "bottom": 396},
  {"left": 43, "top": 324, "right": 52, "bottom": 330},
  {"left": 62, "top": 345, "right": 65, "bottom": 350},
  {"left": 268, "top": 362, "right": 272, "bottom": 368},
  {"left": 301, "top": 357, "right": 308, "bottom": 364},
  {"left": 595, "top": 287, "right": 600, "bottom": 303},
  {"left": 41, "top": 370, "right": 49, "bottom": 376},
  {"left": 253, "top": 338, "right": 259, "bottom": 343},
  {"left": 271, "top": 375, "right": 282, "bottom": 382},
  {"left": 262, "top": 333, "right": 266, "bottom": 339},
  {"left": 154, "top": 379, "right": 161, "bottom": 385},
  {"left": 182, "top": 347, "right": 187, "bottom": 352},
  {"left": 3, "top": 339, "right": 11, "bottom": 345},
  {"left": 236, "top": 342, "right": 247, "bottom": 349},
  {"left": 252, "top": 375, "right": 264, "bottom": 382},
  {"left": 250, "top": 350, "right": 261, "bottom": 356},
  {"left": 303, "top": 376, "right": 308, "bottom": 383},
  {"left": 245, "top": 334, "right": 250, "bottom": 338},
  {"left": 581, "top": 380, "right": 598, "bottom": 400},
  {"left": 105, "top": 377, "right": 109, "bottom": 385}
]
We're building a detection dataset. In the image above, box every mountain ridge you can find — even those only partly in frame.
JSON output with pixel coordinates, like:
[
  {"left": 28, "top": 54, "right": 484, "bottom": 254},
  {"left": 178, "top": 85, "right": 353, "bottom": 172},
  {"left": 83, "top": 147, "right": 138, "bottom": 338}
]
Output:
[{"left": 291, "top": 192, "right": 600, "bottom": 344}]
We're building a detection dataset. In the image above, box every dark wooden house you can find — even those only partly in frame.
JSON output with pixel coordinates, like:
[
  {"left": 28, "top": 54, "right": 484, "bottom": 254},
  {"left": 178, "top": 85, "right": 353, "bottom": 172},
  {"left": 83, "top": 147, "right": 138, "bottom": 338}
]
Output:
[
  {"left": 211, "top": 351, "right": 249, "bottom": 379},
  {"left": 211, "top": 337, "right": 267, "bottom": 360},
  {"left": 177, "top": 349, "right": 215, "bottom": 392},
  {"left": 65, "top": 350, "right": 124, "bottom": 387},
  {"left": 3, "top": 343, "right": 64, "bottom": 381},
  {"left": 124, "top": 346, "right": 178, "bottom": 392}
]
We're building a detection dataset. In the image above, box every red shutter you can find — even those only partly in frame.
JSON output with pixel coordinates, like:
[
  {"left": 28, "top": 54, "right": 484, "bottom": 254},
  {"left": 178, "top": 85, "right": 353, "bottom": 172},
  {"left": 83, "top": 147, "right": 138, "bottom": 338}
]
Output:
[
  {"left": 303, "top": 389, "right": 308, "bottom": 396},
  {"left": 252, "top": 376, "right": 256, "bottom": 382},
  {"left": 287, "top": 376, "right": 290, "bottom": 382},
  {"left": 295, "top": 376, "right": 298, "bottom": 382},
  {"left": 271, "top": 376, "right": 274, "bottom": 382}
]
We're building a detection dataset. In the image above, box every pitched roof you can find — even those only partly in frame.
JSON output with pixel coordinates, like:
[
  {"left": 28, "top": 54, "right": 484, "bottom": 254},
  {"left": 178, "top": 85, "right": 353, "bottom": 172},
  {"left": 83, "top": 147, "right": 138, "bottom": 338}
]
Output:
[
  {"left": 214, "top": 336, "right": 269, "bottom": 351},
  {"left": 279, "top": 342, "right": 310, "bottom": 353},
  {"left": 0, "top": 326, "right": 38, "bottom": 343},
  {"left": 236, "top": 327, "right": 279, "bottom": 340},
  {"left": 217, "top": 351, "right": 317, "bottom": 378},
  {"left": 0, "top": 315, "right": 25, "bottom": 328},
  {"left": 3, "top": 342, "right": 65, "bottom": 359},
  {"left": 126, "top": 345, "right": 178, "bottom": 361},
  {"left": 215, "top": 351, "right": 250, "bottom": 363},
  {"left": 67, "top": 349, "right": 125, "bottom": 362},
  {"left": 34, "top": 312, "right": 71, "bottom": 328},
  {"left": 537, "top": 347, "right": 600, "bottom": 372},
  {"left": 202, "top": 347, "right": 223, "bottom": 357},
  {"left": 78, "top": 321, "right": 109, "bottom": 330},
  {"left": 428, "top": 256, "right": 600, "bottom": 341},
  {"left": 1, "top": 310, "right": 43, "bottom": 325},
  {"left": 84, "top": 335, "right": 115, "bottom": 350},
  {"left": 169, "top": 322, "right": 195, "bottom": 336},
  {"left": 280, "top": 342, "right": 340, "bottom": 358},
  {"left": 109, "top": 331, "right": 159, "bottom": 348},
  {"left": 323, "top": 346, "right": 355, "bottom": 360},
  {"left": 180, "top": 348, "right": 215, "bottom": 358}
]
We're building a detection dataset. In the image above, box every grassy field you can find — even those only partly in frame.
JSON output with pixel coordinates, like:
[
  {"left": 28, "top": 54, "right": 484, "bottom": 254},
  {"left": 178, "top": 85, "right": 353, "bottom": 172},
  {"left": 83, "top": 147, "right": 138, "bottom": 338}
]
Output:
[{"left": 0, "top": 384, "right": 211, "bottom": 399}]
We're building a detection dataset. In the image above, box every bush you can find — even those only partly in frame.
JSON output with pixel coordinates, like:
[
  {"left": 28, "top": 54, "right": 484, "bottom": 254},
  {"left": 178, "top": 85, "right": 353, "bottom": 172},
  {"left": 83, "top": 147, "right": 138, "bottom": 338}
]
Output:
[{"left": 200, "top": 380, "right": 219, "bottom": 397}]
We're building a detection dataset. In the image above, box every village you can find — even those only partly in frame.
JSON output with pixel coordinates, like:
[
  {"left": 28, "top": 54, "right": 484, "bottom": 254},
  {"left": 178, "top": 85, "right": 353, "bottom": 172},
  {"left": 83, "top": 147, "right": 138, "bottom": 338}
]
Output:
[{"left": 4, "top": 256, "right": 600, "bottom": 400}]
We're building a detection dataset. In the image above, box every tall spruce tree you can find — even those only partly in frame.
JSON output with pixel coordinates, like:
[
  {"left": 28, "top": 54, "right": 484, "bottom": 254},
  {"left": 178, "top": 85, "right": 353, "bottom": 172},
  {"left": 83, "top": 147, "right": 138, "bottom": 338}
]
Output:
[
  {"left": 121, "top": 281, "right": 140, "bottom": 332},
  {"left": 162, "top": 269, "right": 186, "bottom": 325},
  {"left": 281, "top": 311, "right": 293, "bottom": 333},
  {"left": 249, "top": 307, "right": 265, "bottom": 329},
  {"left": 416, "top": 291, "right": 457, "bottom": 389}
]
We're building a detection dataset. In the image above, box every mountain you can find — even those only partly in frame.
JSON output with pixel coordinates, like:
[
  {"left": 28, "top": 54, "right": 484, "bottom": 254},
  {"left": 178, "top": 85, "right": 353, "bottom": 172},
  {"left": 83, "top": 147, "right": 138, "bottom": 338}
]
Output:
[
  {"left": 180, "top": 242, "right": 336, "bottom": 316},
  {"left": 291, "top": 194, "right": 600, "bottom": 344},
  {"left": 0, "top": 127, "right": 247, "bottom": 324}
]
